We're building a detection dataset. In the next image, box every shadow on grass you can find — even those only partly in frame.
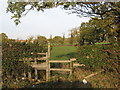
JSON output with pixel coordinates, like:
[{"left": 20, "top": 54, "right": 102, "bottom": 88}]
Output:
[
  {"left": 25, "top": 80, "right": 93, "bottom": 88},
  {"left": 56, "top": 52, "right": 78, "bottom": 59}
]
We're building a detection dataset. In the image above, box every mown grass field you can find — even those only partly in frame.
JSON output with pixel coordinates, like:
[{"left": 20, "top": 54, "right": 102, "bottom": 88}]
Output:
[{"left": 50, "top": 46, "right": 77, "bottom": 60}]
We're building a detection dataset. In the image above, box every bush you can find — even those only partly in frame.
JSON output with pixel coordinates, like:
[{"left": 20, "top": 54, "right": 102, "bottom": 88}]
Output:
[
  {"left": 77, "top": 44, "right": 120, "bottom": 74},
  {"left": 2, "top": 39, "right": 48, "bottom": 88}
]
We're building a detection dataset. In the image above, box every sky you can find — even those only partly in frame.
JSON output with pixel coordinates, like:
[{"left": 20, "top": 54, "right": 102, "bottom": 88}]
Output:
[{"left": 0, "top": 1, "right": 90, "bottom": 40}]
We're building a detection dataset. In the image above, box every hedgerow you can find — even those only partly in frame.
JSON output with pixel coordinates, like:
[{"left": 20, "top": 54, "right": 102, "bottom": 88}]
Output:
[
  {"left": 2, "top": 39, "right": 48, "bottom": 88},
  {"left": 77, "top": 44, "right": 120, "bottom": 75}
]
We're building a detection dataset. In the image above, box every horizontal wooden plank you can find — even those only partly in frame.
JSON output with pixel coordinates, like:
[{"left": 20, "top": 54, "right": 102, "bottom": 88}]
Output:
[
  {"left": 31, "top": 63, "right": 47, "bottom": 70},
  {"left": 37, "top": 53, "right": 46, "bottom": 55},
  {"left": 73, "top": 63, "right": 85, "bottom": 67},
  {"left": 19, "top": 57, "right": 47, "bottom": 61},
  {"left": 31, "top": 52, "right": 46, "bottom": 55},
  {"left": 37, "top": 57, "right": 48, "bottom": 60},
  {"left": 50, "top": 68, "right": 71, "bottom": 71},
  {"left": 84, "top": 69, "right": 104, "bottom": 79},
  {"left": 49, "top": 60, "right": 71, "bottom": 63},
  {"left": 31, "top": 63, "right": 47, "bottom": 67},
  {"left": 70, "top": 58, "right": 77, "bottom": 61},
  {"left": 33, "top": 67, "right": 46, "bottom": 70}
]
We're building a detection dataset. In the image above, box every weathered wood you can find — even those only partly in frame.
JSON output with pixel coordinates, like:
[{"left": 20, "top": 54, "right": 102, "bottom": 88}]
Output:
[
  {"left": 50, "top": 68, "right": 71, "bottom": 71},
  {"left": 48, "top": 41, "right": 50, "bottom": 58},
  {"left": 34, "top": 58, "right": 37, "bottom": 64},
  {"left": 84, "top": 69, "right": 104, "bottom": 79},
  {"left": 24, "top": 72, "right": 26, "bottom": 78},
  {"left": 35, "top": 69, "right": 38, "bottom": 80},
  {"left": 28, "top": 72, "right": 32, "bottom": 79},
  {"left": 70, "top": 58, "right": 76, "bottom": 62},
  {"left": 19, "top": 57, "right": 47, "bottom": 61},
  {"left": 31, "top": 63, "right": 47, "bottom": 70},
  {"left": 70, "top": 61, "right": 73, "bottom": 75},
  {"left": 73, "top": 63, "right": 85, "bottom": 67},
  {"left": 23, "top": 59, "right": 26, "bottom": 78},
  {"left": 46, "top": 52, "right": 49, "bottom": 81},
  {"left": 31, "top": 63, "right": 47, "bottom": 67},
  {"left": 49, "top": 60, "right": 71, "bottom": 63},
  {"left": 31, "top": 52, "right": 46, "bottom": 55},
  {"left": 48, "top": 60, "right": 50, "bottom": 81}
]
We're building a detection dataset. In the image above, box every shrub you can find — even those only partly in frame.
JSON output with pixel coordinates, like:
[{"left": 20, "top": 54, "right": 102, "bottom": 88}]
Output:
[{"left": 77, "top": 44, "right": 119, "bottom": 75}]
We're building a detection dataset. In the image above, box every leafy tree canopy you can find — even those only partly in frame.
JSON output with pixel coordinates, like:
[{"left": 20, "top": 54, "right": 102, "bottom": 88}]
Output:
[
  {"left": 52, "top": 36, "right": 63, "bottom": 44},
  {"left": 6, "top": 2, "right": 120, "bottom": 45}
]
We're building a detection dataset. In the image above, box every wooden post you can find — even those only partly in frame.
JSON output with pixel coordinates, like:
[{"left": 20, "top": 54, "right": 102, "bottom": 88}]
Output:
[
  {"left": 48, "top": 58, "right": 50, "bottom": 81},
  {"left": 46, "top": 52, "right": 50, "bottom": 82},
  {"left": 48, "top": 41, "right": 50, "bottom": 81},
  {"left": 70, "top": 60, "right": 73, "bottom": 75},
  {"left": 35, "top": 69, "right": 38, "bottom": 80},
  {"left": 23, "top": 59, "right": 26, "bottom": 78},
  {"left": 28, "top": 72, "right": 31, "bottom": 79},
  {"left": 24, "top": 72, "right": 26, "bottom": 78},
  {"left": 70, "top": 58, "right": 76, "bottom": 75},
  {"left": 48, "top": 41, "right": 50, "bottom": 58},
  {"left": 34, "top": 57, "right": 37, "bottom": 64}
]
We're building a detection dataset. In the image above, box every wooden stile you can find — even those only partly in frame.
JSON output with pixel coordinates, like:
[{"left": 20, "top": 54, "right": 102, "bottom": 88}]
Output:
[{"left": 21, "top": 41, "right": 76, "bottom": 82}]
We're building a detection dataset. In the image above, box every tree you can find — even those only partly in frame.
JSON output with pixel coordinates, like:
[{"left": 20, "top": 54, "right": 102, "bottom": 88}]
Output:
[
  {"left": 62, "top": 33, "right": 65, "bottom": 44},
  {"left": 79, "top": 17, "right": 118, "bottom": 45},
  {"left": 52, "top": 36, "right": 63, "bottom": 45},
  {"left": 6, "top": 2, "right": 120, "bottom": 45},
  {"left": 0, "top": 33, "right": 8, "bottom": 39},
  {"left": 34, "top": 36, "right": 48, "bottom": 52},
  {"left": 34, "top": 36, "right": 47, "bottom": 45},
  {"left": 69, "top": 27, "right": 80, "bottom": 45},
  {"left": 27, "top": 36, "right": 34, "bottom": 43},
  {"left": 66, "top": 2, "right": 120, "bottom": 45}
]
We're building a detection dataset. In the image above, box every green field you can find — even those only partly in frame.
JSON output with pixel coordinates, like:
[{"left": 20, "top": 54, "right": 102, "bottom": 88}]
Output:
[{"left": 50, "top": 46, "right": 77, "bottom": 60}]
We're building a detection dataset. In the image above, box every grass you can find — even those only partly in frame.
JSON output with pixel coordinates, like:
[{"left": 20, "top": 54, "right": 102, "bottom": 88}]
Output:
[
  {"left": 50, "top": 46, "right": 77, "bottom": 60},
  {"left": 95, "top": 41, "right": 111, "bottom": 44}
]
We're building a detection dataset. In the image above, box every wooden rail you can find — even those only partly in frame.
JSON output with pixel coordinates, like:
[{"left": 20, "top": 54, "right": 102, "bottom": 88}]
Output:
[
  {"left": 50, "top": 68, "right": 71, "bottom": 71},
  {"left": 19, "top": 57, "right": 47, "bottom": 61},
  {"left": 31, "top": 52, "right": 46, "bottom": 55},
  {"left": 49, "top": 60, "right": 71, "bottom": 63}
]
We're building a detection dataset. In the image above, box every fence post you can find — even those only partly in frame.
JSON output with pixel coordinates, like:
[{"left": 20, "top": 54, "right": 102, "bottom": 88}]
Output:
[
  {"left": 35, "top": 69, "right": 38, "bottom": 80},
  {"left": 48, "top": 41, "right": 50, "bottom": 58},
  {"left": 34, "top": 57, "right": 37, "bottom": 64},
  {"left": 70, "top": 60, "right": 73, "bottom": 75},
  {"left": 70, "top": 58, "right": 76, "bottom": 75},
  {"left": 28, "top": 72, "right": 32, "bottom": 79},
  {"left": 23, "top": 58, "right": 26, "bottom": 78},
  {"left": 46, "top": 41, "right": 50, "bottom": 82},
  {"left": 46, "top": 52, "right": 50, "bottom": 82}
]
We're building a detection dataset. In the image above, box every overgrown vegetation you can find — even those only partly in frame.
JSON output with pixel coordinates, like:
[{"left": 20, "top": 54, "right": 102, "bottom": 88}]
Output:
[
  {"left": 1, "top": 1, "right": 120, "bottom": 88},
  {"left": 1, "top": 33, "right": 48, "bottom": 88},
  {"left": 77, "top": 44, "right": 119, "bottom": 74}
]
